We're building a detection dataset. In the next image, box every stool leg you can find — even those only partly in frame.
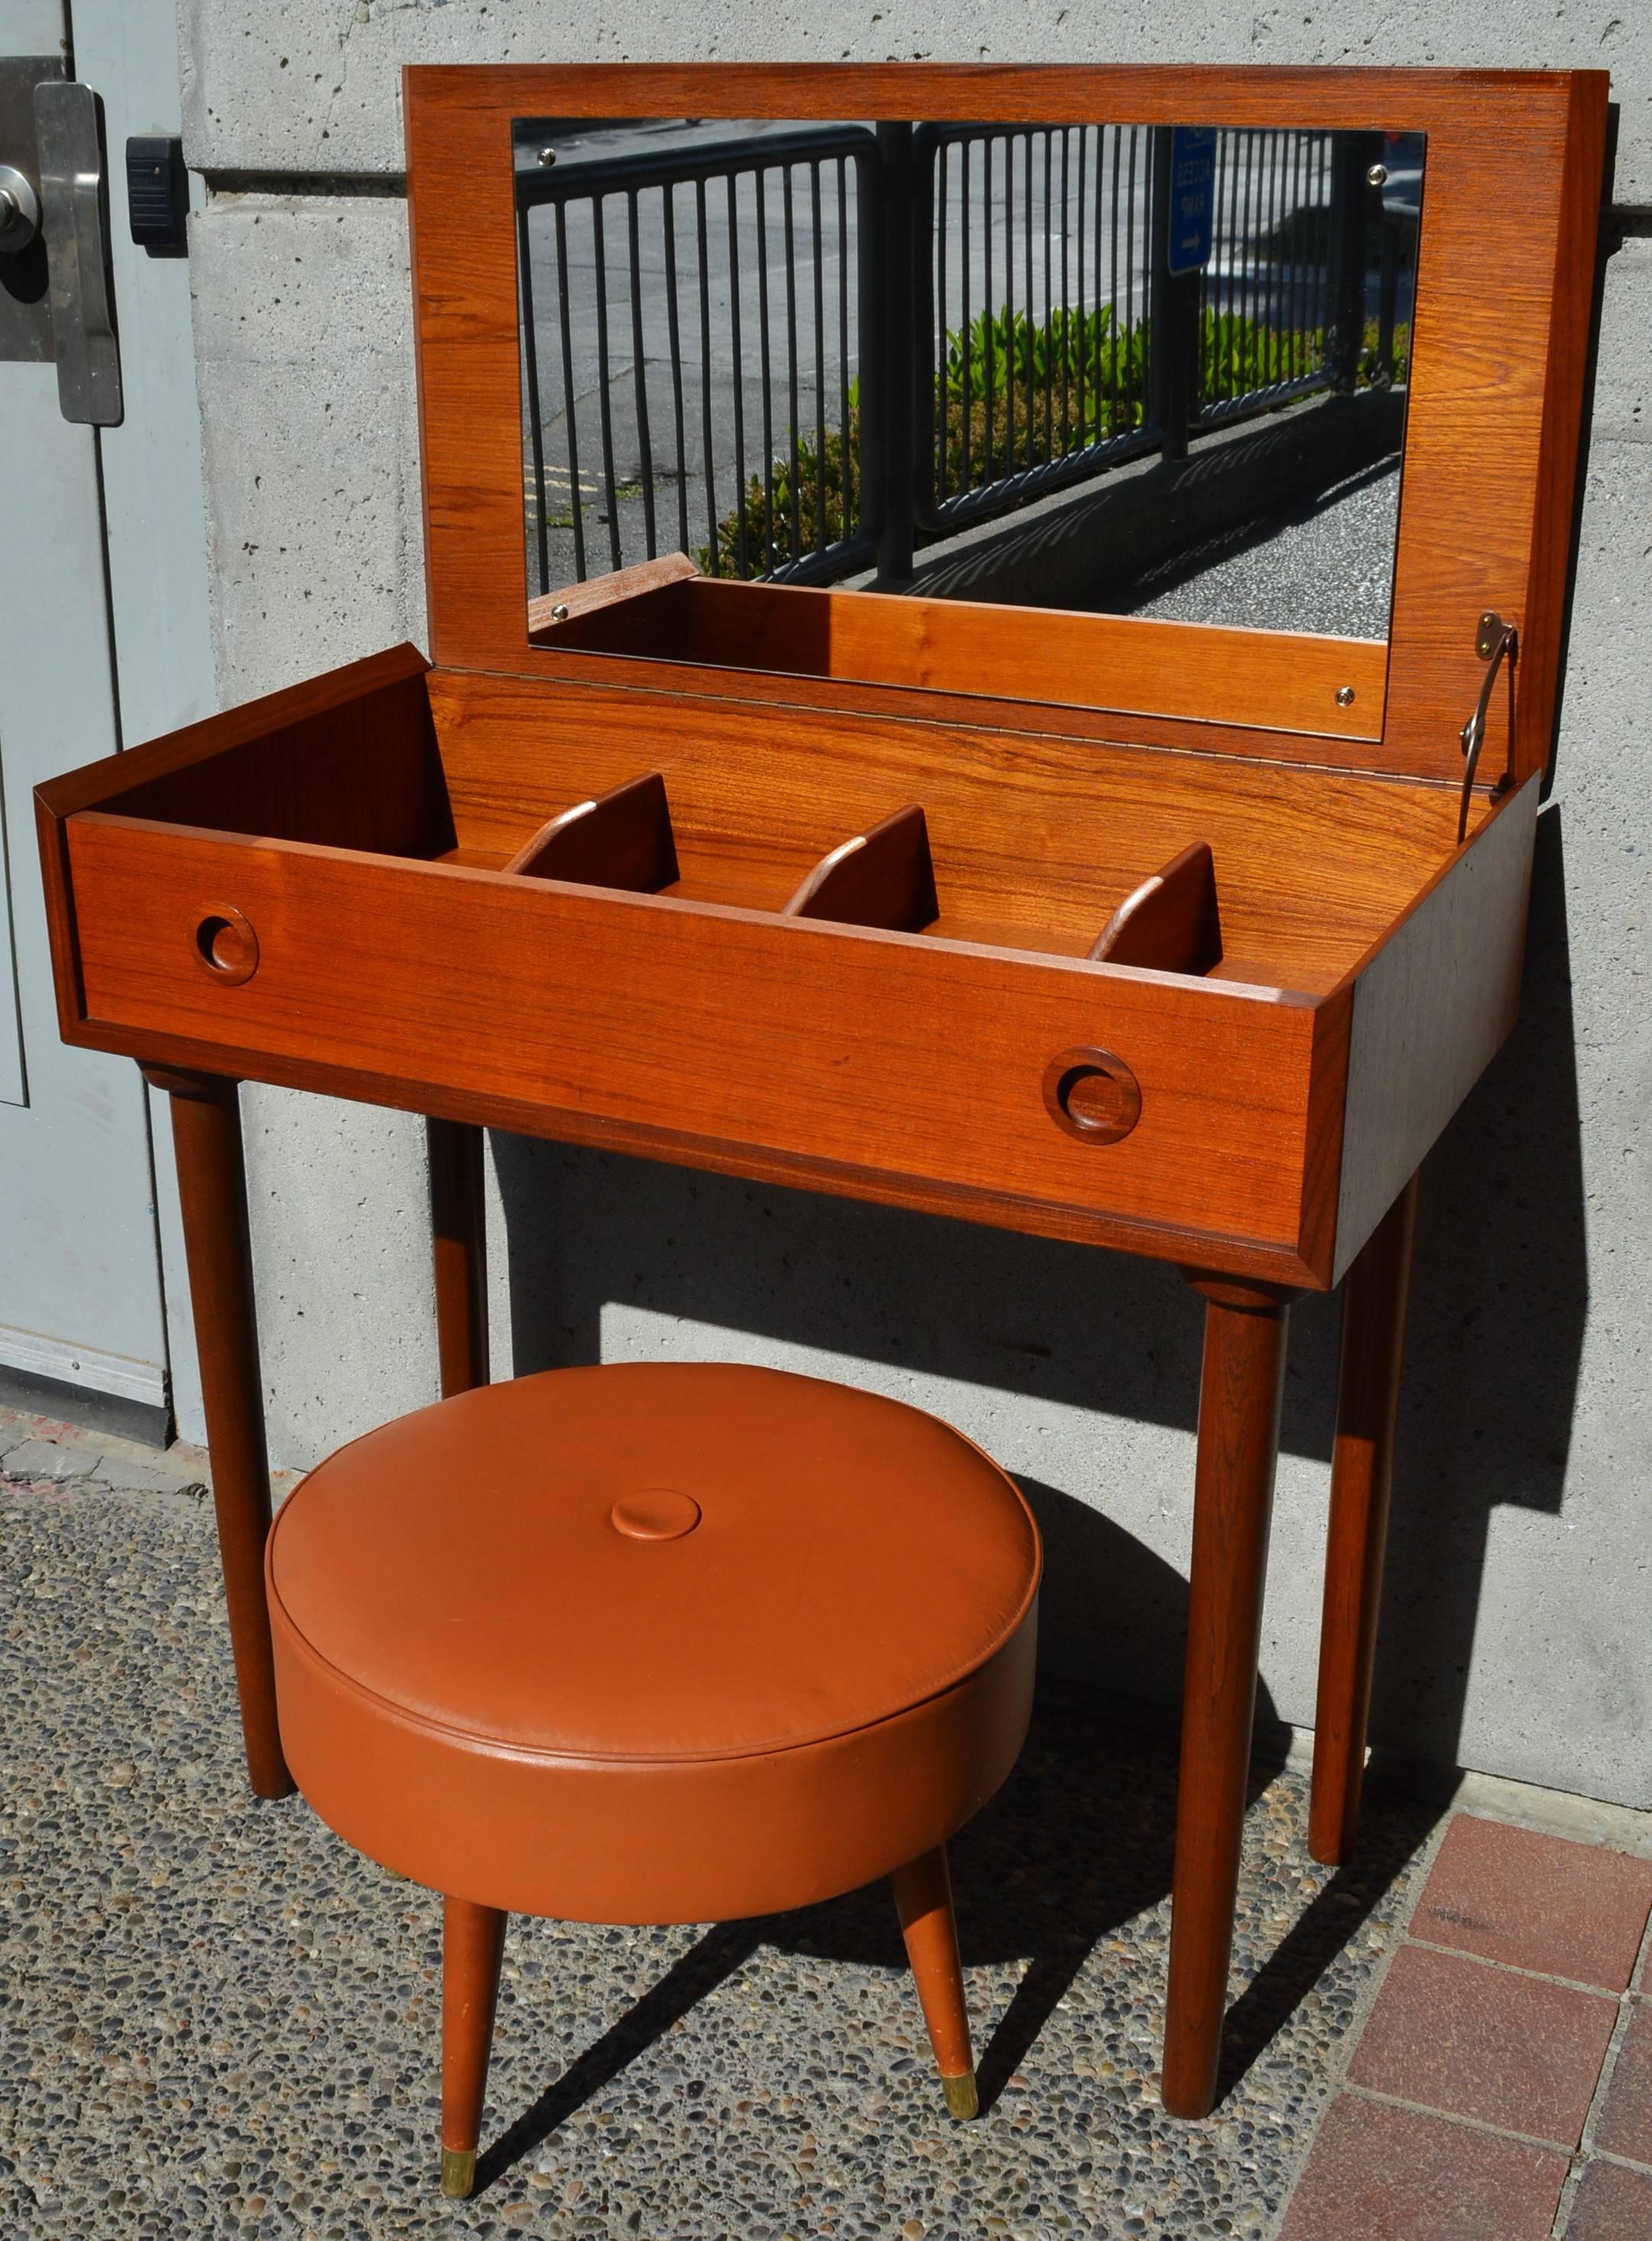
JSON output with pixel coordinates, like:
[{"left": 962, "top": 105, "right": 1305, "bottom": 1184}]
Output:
[
  {"left": 441, "top": 1897, "right": 506, "bottom": 2198},
  {"left": 891, "top": 1844, "right": 978, "bottom": 2121}
]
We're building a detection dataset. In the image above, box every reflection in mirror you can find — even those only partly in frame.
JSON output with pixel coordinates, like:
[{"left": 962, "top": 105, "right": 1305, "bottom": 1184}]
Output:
[{"left": 514, "top": 118, "right": 1421, "bottom": 646}]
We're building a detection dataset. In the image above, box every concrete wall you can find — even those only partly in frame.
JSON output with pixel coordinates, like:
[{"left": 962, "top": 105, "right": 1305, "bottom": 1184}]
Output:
[{"left": 172, "top": 2, "right": 1652, "bottom": 1807}]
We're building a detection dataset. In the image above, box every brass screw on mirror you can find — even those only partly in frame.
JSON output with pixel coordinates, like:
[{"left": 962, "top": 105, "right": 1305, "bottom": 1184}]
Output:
[
  {"left": 1336, "top": 685, "right": 1356, "bottom": 706},
  {"left": 537, "top": 146, "right": 556, "bottom": 167},
  {"left": 1367, "top": 162, "right": 1388, "bottom": 187}
]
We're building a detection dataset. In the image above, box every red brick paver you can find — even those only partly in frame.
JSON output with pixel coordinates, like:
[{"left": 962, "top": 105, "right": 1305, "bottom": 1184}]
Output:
[
  {"left": 1563, "top": 2158, "right": 1652, "bottom": 2240},
  {"left": 1594, "top": 1999, "right": 1652, "bottom": 2165},
  {"left": 1412, "top": 1816, "right": 1652, "bottom": 1990},
  {"left": 1349, "top": 1941, "right": 1618, "bottom": 2145},
  {"left": 1277, "top": 2094, "right": 1569, "bottom": 2241},
  {"left": 1275, "top": 1808, "right": 1652, "bottom": 2241}
]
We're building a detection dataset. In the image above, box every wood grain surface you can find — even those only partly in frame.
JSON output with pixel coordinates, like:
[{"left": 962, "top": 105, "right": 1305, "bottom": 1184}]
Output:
[
  {"left": 35, "top": 647, "right": 1542, "bottom": 1293},
  {"left": 527, "top": 550, "right": 698, "bottom": 639},
  {"left": 140, "top": 1068, "right": 293, "bottom": 1800},
  {"left": 1164, "top": 1275, "right": 1293, "bottom": 2116},
  {"left": 783, "top": 803, "right": 940, "bottom": 931},
  {"left": 65, "top": 810, "right": 1342, "bottom": 1278},
  {"left": 1310, "top": 1170, "right": 1420, "bottom": 1867},
  {"left": 538, "top": 576, "right": 1391, "bottom": 743},
  {"left": 427, "top": 667, "right": 1462, "bottom": 993},
  {"left": 427, "top": 1116, "right": 491, "bottom": 1396},
  {"left": 33, "top": 647, "right": 438, "bottom": 1043},
  {"left": 501, "top": 769, "right": 679, "bottom": 888},
  {"left": 1089, "top": 840, "right": 1223, "bottom": 974},
  {"left": 404, "top": 64, "right": 1607, "bottom": 799}
]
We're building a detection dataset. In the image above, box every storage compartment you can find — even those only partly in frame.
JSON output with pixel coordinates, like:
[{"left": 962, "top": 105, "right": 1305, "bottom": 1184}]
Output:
[
  {"left": 44, "top": 645, "right": 1528, "bottom": 1286},
  {"left": 84, "top": 649, "right": 1467, "bottom": 1001},
  {"left": 423, "top": 667, "right": 1465, "bottom": 996}
]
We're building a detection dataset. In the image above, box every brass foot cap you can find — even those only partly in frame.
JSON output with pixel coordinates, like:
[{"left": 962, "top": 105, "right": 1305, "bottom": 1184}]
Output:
[
  {"left": 943, "top": 2070, "right": 979, "bottom": 2122},
  {"left": 440, "top": 2147, "right": 477, "bottom": 2199}
]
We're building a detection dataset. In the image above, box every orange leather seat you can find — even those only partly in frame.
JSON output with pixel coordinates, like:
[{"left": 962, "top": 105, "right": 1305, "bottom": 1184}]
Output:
[{"left": 266, "top": 1362, "right": 1040, "bottom": 2194}]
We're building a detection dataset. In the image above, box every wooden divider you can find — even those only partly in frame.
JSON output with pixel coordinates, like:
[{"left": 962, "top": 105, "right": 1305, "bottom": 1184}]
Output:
[
  {"left": 501, "top": 778, "right": 1234, "bottom": 984},
  {"left": 1089, "top": 842, "right": 1223, "bottom": 976},
  {"left": 502, "top": 771, "right": 679, "bottom": 890},
  {"left": 783, "top": 804, "right": 940, "bottom": 933}
]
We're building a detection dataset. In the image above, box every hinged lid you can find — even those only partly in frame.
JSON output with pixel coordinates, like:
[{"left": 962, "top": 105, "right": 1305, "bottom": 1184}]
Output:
[{"left": 403, "top": 63, "right": 1606, "bottom": 797}]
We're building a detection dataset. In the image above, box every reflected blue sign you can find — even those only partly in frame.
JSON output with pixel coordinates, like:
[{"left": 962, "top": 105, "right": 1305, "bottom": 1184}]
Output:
[{"left": 1167, "top": 125, "right": 1218, "bottom": 275}]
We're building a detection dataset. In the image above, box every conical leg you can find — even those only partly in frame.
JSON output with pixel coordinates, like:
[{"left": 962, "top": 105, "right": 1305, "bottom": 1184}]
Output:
[
  {"left": 1310, "top": 1172, "right": 1420, "bottom": 1866},
  {"left": 440, "top": 1896, "right": 507, "bottom": 2197},
  {"left": 891, "top": 1844, "right": 977, "bottom": 2120},
  {"left": 1164, "top": 1272, "right": 1293, "bottom": 2118}
]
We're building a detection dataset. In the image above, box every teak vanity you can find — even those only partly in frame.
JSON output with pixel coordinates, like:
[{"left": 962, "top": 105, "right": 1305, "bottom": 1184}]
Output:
[{"left": 35, "top": 64, "right": 1605, "bottom": 2121}]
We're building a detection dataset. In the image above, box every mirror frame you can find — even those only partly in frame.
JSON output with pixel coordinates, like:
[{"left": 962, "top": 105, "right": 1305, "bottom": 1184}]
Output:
[{"left": 404, "top": 62, "right": 1605, "bottom": 792}]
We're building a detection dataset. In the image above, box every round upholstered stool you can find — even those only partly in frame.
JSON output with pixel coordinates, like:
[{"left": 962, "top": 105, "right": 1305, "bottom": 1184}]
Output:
[{"left": 266, "top": 1362, "right": 1040, "bottom": 2196}]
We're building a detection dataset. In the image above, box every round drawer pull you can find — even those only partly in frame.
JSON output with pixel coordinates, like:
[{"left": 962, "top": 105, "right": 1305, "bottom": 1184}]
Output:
[
  {"left": 1042, "top": 1047, "right": 1141, "bottom": 1144},
  {"left": 192, "top": 905, "right": 259, "bottom": 986}
]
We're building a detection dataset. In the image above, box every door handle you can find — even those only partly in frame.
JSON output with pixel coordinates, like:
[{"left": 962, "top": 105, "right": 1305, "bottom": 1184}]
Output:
[
  {"left": 0, "top": 160, "right": 40, "bottom": 252},
  {"left": 33, "top": 80, "right": 122, "bottom": 426}
]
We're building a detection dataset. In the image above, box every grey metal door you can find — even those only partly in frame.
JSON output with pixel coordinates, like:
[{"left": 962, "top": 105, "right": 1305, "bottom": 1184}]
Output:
[{"left": 0, "top": 0, "right": 213, "bottom": 1441}]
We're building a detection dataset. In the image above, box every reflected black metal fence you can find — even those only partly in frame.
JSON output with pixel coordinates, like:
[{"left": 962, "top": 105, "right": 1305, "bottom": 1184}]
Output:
[
  {"left": 515, "top": 122, "right": 1410, "bottom": 595},
  {"left": 913, "top": 122, "right": 1160, "bottom": 536},
  {"left": 515, "top": 125, "right": 881, "bottom": 597},
  {"left": 1196, "top": 127, "right": 1339, "bottom": 423}
]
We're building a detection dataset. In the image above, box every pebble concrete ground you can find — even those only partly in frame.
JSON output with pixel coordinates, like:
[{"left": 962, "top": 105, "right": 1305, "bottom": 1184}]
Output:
[
  {"left": 1, "top": 1416, "right": 1440, "bottom": 2241},
  {"left": 1126, "top": 461, "right": 1400, "bottom": 641}
]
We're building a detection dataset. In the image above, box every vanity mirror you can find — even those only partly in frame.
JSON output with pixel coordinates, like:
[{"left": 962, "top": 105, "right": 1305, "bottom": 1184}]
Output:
[
  {"left": 514, "top": 113, "right": 1423, "bottom": 694},
  {"left": 37, "top": 60, "right": 1605, "bottom": 2129}
]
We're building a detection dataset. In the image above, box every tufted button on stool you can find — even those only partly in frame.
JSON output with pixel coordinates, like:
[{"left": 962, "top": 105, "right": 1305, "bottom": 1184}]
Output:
[{"left": 265, "top": 1362, "right": 1041, "bottom": 2196}]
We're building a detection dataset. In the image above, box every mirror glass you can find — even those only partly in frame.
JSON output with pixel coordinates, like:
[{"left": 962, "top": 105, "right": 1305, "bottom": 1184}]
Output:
[{"left": 514, "top": 117, "right": 1422, "bottom": 648}]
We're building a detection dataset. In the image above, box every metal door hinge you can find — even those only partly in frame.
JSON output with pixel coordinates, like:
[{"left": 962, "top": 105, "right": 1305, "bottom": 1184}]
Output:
[{"left": 0, "top": 57, "right": 122, "bottom": 424}]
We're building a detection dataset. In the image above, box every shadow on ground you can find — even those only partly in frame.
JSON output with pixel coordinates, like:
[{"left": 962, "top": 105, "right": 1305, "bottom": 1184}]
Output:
[
  {"left": 488, "top": 802, "right": 1585, "bottom": 1787},
  {"left": 475, "top": 1493, "right": 1436, "bottom": 2194},
  {"left": 464, "top": 810, "right": 1585, "bottom": 2197}
]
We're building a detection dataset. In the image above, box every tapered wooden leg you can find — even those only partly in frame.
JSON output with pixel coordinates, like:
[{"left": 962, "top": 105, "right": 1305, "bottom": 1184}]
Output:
[
  {"left": 143, "top": 1067, "right": 292, "bottom": 1800},
  {"left": 440, "top": 1896, "right": 507, "bottom": 2198},
  {"left": 427, "top": 1118, "right": 489, "bottom": 1397},
  {"left": 891, "top": 1843, "right": 978, "bottom": 2120},
  {"left": 1164, "top": 1272, "right": 1295, "bottom": 2119},
  {"left": 1309, "top": 1173, "right": 1420, "bottom": 1867}
]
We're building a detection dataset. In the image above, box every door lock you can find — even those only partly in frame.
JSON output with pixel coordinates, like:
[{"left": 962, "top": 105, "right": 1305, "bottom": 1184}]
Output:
[
  {"left": 0, "top": 160, "right": 39, "bottom": 251},
  {"left": 0, "top": 57, "right": 122, "bottom": 424}
]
